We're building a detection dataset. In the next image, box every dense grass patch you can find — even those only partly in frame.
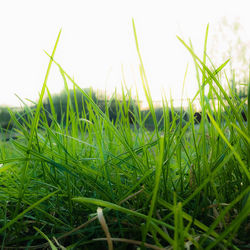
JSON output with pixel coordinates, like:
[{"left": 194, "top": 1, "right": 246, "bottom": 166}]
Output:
[{"left": 0, "top": 23, "right": 249, "bottom": 249}]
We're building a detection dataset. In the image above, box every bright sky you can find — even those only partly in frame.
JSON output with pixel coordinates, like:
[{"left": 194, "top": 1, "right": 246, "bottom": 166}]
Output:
[{"left": 1, "top": 0, "right": 250, "bottom": 107}]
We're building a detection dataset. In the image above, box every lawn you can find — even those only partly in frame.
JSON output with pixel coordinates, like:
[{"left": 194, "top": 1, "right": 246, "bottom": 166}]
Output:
[{"left": 0, "top": 22, "right": 249, "bottom": 249}]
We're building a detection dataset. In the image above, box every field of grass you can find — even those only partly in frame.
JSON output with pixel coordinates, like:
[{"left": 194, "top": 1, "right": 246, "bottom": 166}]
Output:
[{"left": 0, "top": 22, "right": 249, "bottom": 249}]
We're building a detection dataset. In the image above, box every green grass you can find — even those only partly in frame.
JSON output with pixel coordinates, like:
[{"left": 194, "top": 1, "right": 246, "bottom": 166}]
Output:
[{"left": 0, "top": 22, "right": 249, "bottom": 249}]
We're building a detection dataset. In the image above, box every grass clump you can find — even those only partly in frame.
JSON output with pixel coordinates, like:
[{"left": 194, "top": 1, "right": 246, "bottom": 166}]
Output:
[{"left": 0, "top": 22, "right": 249, "bottom": 249}]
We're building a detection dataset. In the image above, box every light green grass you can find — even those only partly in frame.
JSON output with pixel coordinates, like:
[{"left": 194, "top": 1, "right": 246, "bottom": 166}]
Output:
[{"left": 0, "top": 22, "right": 249, "bottom": 249}]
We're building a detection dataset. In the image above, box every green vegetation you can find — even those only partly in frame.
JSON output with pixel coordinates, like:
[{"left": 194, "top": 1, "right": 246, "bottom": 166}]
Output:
[{"left": 0, "top": 23, "right": 249, "bottom": 249}]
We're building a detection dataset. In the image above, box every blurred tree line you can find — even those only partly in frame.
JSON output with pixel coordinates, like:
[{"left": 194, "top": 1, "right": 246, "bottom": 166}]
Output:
[
  {"left": 0, "top": 85, "right": 247, "bottom": 135},
  {"left": 0, "top": 88, "right": 189, "bottom": 132},
  {"left": 0, "top": 107, "right": 11, "bottom": 130}
]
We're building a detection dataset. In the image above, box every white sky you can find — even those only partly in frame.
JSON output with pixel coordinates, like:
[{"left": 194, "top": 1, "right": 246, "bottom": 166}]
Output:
[{"left": 0, "top": 0, "right": 250, "bottom": 107}]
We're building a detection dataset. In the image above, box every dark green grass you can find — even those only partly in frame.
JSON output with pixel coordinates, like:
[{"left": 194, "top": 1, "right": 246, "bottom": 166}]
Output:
[{"left": 0, "top": 22, "right": 249, "bottom": 249}]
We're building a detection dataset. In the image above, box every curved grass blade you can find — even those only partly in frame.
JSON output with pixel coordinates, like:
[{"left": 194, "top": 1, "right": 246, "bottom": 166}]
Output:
[
  {"left": 72, "top": 196, "right": 174, "bottom": 245},
  {"left": 143, "top": 137, "right": 164, "bottom": 243},
  {"left": 207, "top": 112, "right": 250, "bottom": 180},
  {"left": 29, "top": 29, "right": 62, "bottom": 150},
  {"left": 43, "top": 51, "right": 145, "bottom": 173},
  {"left": 72, "top": 197, "right": 170, "bottom": 227},
  {"left": 177, "top": 35, "right": 247, "bottom": 134},
  {"left": 132, "top": 19, "right": 159, "bottom": 139},
  {"left": 34, "top": 227, "right": 57, "bottom": 250}
]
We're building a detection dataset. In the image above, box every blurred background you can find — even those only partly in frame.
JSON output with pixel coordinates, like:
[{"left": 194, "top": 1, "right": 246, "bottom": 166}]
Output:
[{"left": 0, "top": 0, "right": 250, "bottom": 108}]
